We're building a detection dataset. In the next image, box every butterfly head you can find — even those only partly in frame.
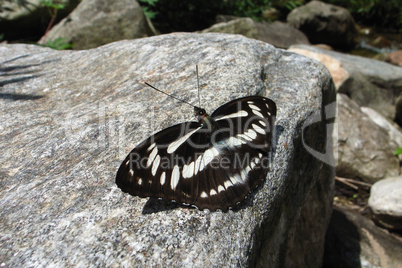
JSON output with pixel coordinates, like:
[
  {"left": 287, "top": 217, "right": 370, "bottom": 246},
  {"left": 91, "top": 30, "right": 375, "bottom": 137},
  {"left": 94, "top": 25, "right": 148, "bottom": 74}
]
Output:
[{"left": 194, "top": 106, "right": 207, "bottom": 119}]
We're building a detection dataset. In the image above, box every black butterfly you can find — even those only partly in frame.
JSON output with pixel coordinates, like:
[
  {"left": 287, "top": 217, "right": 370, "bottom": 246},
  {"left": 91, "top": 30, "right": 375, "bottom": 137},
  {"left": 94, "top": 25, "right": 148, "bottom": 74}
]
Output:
[{"left": 116, "top": 89, "right": 276, "bottom": 212}]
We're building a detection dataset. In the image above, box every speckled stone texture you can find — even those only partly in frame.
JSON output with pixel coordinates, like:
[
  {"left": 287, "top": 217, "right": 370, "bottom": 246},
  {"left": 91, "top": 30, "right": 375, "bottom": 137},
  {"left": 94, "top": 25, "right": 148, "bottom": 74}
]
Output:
[{"left": 0, "top": 33, "right": 335, "bottom": 267}]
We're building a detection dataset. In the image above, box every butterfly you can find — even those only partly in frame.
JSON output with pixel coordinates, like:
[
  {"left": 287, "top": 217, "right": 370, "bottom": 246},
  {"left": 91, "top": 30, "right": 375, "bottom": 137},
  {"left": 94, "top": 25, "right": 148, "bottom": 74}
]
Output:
[{"left": 116, "top": 82, "right": 276, "bottom": 212}]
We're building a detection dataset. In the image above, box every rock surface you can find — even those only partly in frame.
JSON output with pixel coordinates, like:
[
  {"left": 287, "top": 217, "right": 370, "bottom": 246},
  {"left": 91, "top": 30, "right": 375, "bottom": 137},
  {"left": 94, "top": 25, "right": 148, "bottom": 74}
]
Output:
[
  {"left": 0, "top": 33, "right": 334, "bottom": 267},
  {"left": 368, "top": 176, "right": 402, "bottom": 230},
  {"left": 290, "top": 44, "right": 402, "bottom": 122},
  {"left": 336, "top": 94, "right": 399, "bottom": 183},
  {"left": 287, "top": 0, "right": 357, "bottom": 49},
  {"left": 39, "top": 0, "right": 157, "bottom": 49},
  {"left": 201, "top": 17, "right": 310, "bottom": 49},
  {"left": 324, "top": 205, "right": 402, "bottom": 268}
]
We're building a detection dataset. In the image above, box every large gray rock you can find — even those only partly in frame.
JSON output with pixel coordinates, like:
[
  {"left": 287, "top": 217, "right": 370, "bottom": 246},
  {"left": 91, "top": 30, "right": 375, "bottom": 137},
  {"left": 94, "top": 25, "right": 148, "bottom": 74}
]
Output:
[
  {"left": 0, "top": 0, "right": 79, "bottom": 41},
  {"left": 289, "top": 44, "right": 402, "bottom": 122},
  {"left": 287, "top": 0, "right": 356, "bottom": 49},
  {"left": 336, "top": 94, "right": 399, "bottom": 183},
  {"left": 324, "top": 205, "right": 402, "bottom": 268},
  {"left": 0, "top": 33, "right": 334, "bottom": 267},
  {"left": 201, "top": 17, "right": 310, "bottom": 49},
  {"left": 39, "top": 0, "right": 157, "bottom": 49},
  {"left": 368, "top": 176, "right": 402, "bottom": 230}
]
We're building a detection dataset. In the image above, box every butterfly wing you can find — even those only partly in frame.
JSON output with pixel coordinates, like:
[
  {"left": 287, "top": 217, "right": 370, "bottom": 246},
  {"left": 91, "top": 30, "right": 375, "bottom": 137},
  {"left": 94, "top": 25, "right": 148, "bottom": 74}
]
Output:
[
  {"left": 116, "top": 121, "right": 204, "bottom": 206},
  {"left": 191, "top": 96, "right": 277, "bottom": 210},
  {"left": 116, "top": 96, "right": 276, "bottom": 211}
]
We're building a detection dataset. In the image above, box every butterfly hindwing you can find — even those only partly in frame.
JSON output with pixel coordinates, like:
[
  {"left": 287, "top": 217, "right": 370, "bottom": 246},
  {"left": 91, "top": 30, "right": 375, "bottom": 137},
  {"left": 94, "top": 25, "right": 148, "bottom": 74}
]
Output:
[{"left": 116, "top": 95, "right": 276, "bottom": 211}]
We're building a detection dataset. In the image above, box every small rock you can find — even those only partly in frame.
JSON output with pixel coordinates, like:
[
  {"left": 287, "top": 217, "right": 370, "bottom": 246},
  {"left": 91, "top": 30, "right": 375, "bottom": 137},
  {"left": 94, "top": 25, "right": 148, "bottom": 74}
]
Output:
[
  {"left": 202, "top": 18, "right": 310, "bottom": 49},
  {"left": 385, "top": 50, "right": 402, "bottom": 66},
  {"left": 215, "top": 15, "right": 241, "bottom": 23},
  {"left": 361, "top": 106, "right": 402, "bottom": 150},
  {"left": 289, "top": 44, "right": 402, "bottom": 122},
  {"left": 254, "top": 20, "right": 310, "bottom": 48},
  {"left": 368, "top": 176, "right": 402, "bottom": 230},
  {"left": 39, "top": 0, "right": 157, "bottom": 49},
  {"left": 288, "top": 47, "right": 349, "bottom": 89},
  {"left": 287, "top": 0, "right": 357, "bottom": 49},
  {"left": 336, "top": 94, "right": 399, "bottom": 183},
  {"left": 324, "top": 205, "right": 402, "bottom": 267},
  {"left": 261, "top": 8, "right": 280, "bottom": 21},
  {"left": 200, "top": 17, "right": 258, "bottom": 40}
]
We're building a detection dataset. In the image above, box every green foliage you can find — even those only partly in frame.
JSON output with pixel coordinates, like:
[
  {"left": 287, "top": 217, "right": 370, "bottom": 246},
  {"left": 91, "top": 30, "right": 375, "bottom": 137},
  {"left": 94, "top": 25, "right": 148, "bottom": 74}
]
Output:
[
  {"left": 140, "top": 0, "right": 227, "bottom": 33},
  {"left": 139, "top": 0, "right": 158, "bottom": 19},
  {"left": 41, "top": 37, "right": 72, "bottom": 50},
  {"left": 41, "top": 0, "right": 66, "bottom": 10},
  {"left": 40, "top": 0, "right": 68, "bottom": 37},
  {"left": 273, "top": 0, "right": 304, "bottom": 11},
  {"left": 138, "top": 0, "right": 307, "bottom": 33},
  {"left": 324, "top": 0, "right": 402, "bottom": 31},
  {"left": 226, "top": 0, "right": 270, "bottom": 21},
  {"left": 394, "top": 147, "right": 402, "bottom": 156}
]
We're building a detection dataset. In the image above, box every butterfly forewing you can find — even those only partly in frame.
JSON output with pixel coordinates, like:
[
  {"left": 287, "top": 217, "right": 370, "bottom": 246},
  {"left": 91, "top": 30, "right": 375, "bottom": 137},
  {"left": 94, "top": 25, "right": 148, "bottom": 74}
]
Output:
[
  {"left": 116, "top": 96, "right": 276, "bottom": 211},
  {"left": 116, "top": 122, "right": 201, "bottom": 203}
]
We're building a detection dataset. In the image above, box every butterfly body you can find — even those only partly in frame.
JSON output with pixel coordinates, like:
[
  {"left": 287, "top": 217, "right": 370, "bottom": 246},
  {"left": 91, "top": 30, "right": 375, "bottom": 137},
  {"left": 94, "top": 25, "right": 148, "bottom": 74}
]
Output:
[{"left": 116, "top": 96, "right": 276, "bottom": 211}]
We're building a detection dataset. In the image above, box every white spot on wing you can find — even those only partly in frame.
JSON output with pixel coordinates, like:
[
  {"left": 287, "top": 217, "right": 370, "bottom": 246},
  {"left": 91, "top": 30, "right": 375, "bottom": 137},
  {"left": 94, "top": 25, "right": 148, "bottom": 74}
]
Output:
[
  {"left": 160, "top": 172, "right": 166, "bottom": 185},
  {"left": 230, "top": 175, "right": 242, "bottom": 185},
  {"left": 227, "top": 136, "right": 244, "bottom": 147},
  {"left": 125, "top": 160, "right": 130, "bottom": 166},
  {"left": 147, "top": 147, "right": 158, "bottom": 167},
  {"left": 194, "top": 154, "right": 203, "bottom": 175},
  {"left": 237, "top": 133, "right": 252, "bottom": 141},
  {"left": 200, "top": 191, "right": 208, "bottom": 198},
  {"left": 249, "top": 104, "right": 261, "bottom": 111},
  {"left": 241, "top": 169, "right": 248, "bottom": 181},
  {"left": 252, "top": 123, "right": 265, "bottom": 134},
  {"left": 167, "top": 127, "right": 201, "bottom": 154},
  {"left": 210, "top": 189, "right": 217, "bottom": 196},
  {"left": 244, "top": 129, "right": 257, "bottom": 140},
  {"left": 250, "top": 162, "right": 256, "bottom": 169},
  {"left": 216, "top": 110, "right": 248, "bottom": 120},
  {"left": 224, "top": 180, "right": 232, "bottom": 189},
  {"left": 252, "top": 109, "right": 264, "bottom": 118},
  {"left": 151, "top": 155, "right": 160, "bottom": 176},
  {"left": 171, "top": 165, "right": 180, "bottom": 190},
  {"left": 245, "top": 165, "right": 251, "bottom": 174},
  {"left": 218, "top": 185, "right": 225, "bottom": 192},
  {"left": 183, "top": 161, "right": 195, "bottom": 178},
  {"left": 138, "top": 178, "right": 142, "bottom": 185},
  {"left": 129, "top": 169, "right": 134, "bottom": 176},
  {"left": 147, "top": 143, "right": 156, "bottom": 151},
  {"left": 199, "top": 147, "right": 220, "bottom": 171},
  {"left": 259, "top": 120, "right": 266, "bottom": 127}
]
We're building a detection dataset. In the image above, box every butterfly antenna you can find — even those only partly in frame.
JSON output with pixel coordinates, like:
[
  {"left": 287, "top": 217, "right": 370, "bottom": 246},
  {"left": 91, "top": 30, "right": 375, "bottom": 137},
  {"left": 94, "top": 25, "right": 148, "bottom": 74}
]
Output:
[
  {"left": 196, "top": 65, "right": 201, "bottom": 107},
  {"left": 144, "top": 82, "right": 195, "bottom": 108}
]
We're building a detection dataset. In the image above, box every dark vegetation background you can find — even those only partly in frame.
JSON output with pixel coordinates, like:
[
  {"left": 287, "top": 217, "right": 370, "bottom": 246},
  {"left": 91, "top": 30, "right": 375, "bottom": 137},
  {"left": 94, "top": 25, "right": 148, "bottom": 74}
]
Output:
[
  {"left": 138, "top": 0, "right": 402, "bottom": 34},
  {"left": 0, "top": 0, "right": 401, "bottom": 43}
]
